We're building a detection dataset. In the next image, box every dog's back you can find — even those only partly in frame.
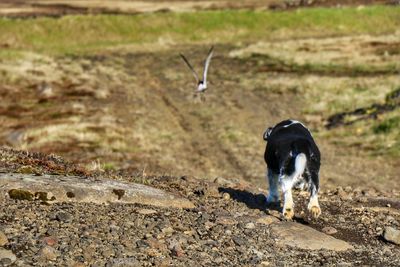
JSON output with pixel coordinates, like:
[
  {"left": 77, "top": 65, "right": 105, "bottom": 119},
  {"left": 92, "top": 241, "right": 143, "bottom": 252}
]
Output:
[{"left": 264, "top": 119, "right": 320, "bottom": 176}]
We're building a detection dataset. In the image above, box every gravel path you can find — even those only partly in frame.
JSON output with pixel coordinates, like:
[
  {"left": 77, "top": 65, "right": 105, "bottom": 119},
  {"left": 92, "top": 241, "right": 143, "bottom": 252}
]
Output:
[{"left": 0, "top": 149, "right": 399, "bottom": 266}]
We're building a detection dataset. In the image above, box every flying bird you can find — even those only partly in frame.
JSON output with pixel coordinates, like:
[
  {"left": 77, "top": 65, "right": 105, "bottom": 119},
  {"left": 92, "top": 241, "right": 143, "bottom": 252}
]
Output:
[{"left": 180, "top": 46, "right": 214, "bottom": 94}]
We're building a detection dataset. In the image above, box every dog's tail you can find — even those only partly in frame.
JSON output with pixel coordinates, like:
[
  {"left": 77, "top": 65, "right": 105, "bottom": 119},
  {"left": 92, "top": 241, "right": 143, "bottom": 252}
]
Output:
[{"left": 294, "top": 153, "right": 307, "bottom": 176}]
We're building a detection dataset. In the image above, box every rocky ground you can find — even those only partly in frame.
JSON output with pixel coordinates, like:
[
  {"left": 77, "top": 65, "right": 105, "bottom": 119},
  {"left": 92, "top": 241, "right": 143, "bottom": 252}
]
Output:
[{"left": 0, "top": 148, "right": 399, "bottom": 266}]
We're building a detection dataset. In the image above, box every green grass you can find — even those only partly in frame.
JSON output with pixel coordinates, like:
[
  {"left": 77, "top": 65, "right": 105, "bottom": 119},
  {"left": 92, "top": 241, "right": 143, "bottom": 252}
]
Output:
[
  {"left": 250, "top": 53, "right": 400, "bottom": 75},
  {"left": 373, "top": 116, "right": 400, "bottom": 134},
  {"left": 0, "top": 5, "right": 399, "bottom": 55}
]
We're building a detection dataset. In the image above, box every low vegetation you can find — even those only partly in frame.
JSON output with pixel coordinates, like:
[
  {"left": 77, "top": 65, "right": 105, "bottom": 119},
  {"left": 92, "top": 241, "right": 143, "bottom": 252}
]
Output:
[{"left": 0, "top": 6, "right": 399, "bottom": 55}]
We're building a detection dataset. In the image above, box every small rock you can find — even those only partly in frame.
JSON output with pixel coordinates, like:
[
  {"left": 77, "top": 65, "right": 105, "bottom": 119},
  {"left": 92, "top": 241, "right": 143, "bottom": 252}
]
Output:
[
  {"left": 38, "top": 246, "right": 57, "bottom": 261},
  {"left": 147, "top": 238, "right": 168, "bottom": 252},
  {"left": 222, "top": 193, "right": 231, "bottom": 200},
  {"left": 356, "top": 197, "right": 368, "bottom": 203},
  {"left": 137, "top": 209, "right": 157, "bottom": 215},
  {"left": 42, "top": 236, "right": 58, "bottom": 247},
  {"left": 108, "top": 257, "right": 138, "bottom": 267},
  {"left": 383, "top": 226, "right": 400, "bottom": 245},
  {"left": 216, "top": 216, "right": 236, "bottom": 225},
  {"left": 232, "top": 236, "right": 246, "bottom": 246},
  {"left": 245, "top": 222, "right": 256, "bottom": 229},
  {"left": 344, "top": 186, "right": 352, "bottom": 193},
  {"left": 161, "top": 227, "right": 174, "bottom": 236},
  {"left": 256, "top": 216, "right": 280, "bottom": 225},
  {"left": 170, "top": 244, "right": 185, "bottom": 257},
  {"left": 0, "top": 232, "right": 8, "bottom": 246},
  {"left": 102, "top": 248, "right": 114, "bottom": 258},
  {"left": 0, "top": 248, "right": 16, "bottom": 264},
  {"left": 204, "top": 221, "right": 215, "bottom": 230},
  {"left": 55, "top": 212, "right": 73, "bottom": 223},
  {"left": 322, "top": 226, "right": 338, "bottom": 235},
  {"left": 376, "top": 227, "right": 383, "bottom": 235}
]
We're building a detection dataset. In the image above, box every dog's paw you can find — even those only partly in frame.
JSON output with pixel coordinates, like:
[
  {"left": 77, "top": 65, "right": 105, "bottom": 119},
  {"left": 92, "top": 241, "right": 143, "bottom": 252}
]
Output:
[
  {"left": 308, "top": 205, "right": 321, "bottom": 219},
  {"left": 283, "top": 208, "right": 294, "bottom": 220}
]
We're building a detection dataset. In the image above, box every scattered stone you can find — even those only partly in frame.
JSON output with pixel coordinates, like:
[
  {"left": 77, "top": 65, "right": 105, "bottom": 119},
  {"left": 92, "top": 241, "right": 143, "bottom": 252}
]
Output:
[
  {"left": 170, "top": 244, "right": 185, "bottom": 257},
  {"left": 137, "top": 209, "right": 157, "bottom": 215},
  {"left": 222, "top": 193, "right": 231, "bottom": 200},
  {"left": 383, "top": 226, "right": 400, "bottom": 245},
  {"left": 162, "top": 227, "right": 174, "bottom": 236},
  {"left": 245, "top": 222, "right": 256, "bottom": 229},
  {"left": 38, "top": 246, "right": 57, "bottom": 261},
  {"left": 216, "top": 216, "right": 236, "bottom": 225},
  {"left": 270, "top": 222, "right": 353, "bottom": 251},
  {"left": 322, "top": 226, "right": 338, "bottom": 235},
  {"left": 256, "top": 216, "right": 280, "bottom": 225},
  {"left": 56, "top": 212, "right": 73, "bottom": 223},
  {"left": 42, "top": 236, "right": 58, "bottom": 247},
  {"left": 0, "top": 248, "right": 16, "bottom": 264},
  {"left": 0, "top": 232, "right": 8, "bottom": 246},
  {"left": 233, "top": 236, "right": 246, "bottom": 246},
  {"left": 107, "top": 257, "right": 138, "bottom": 267},
  {"left": 102, "top": 248, "right": 114, "bottom": 258}
]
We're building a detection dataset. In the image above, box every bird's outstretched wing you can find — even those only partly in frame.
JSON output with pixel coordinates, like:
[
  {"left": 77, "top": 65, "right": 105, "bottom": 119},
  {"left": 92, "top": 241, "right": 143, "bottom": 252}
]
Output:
[
  {"left": 180, "top": 53, "right": 200, "bottom": 82},
  {"left": 202, "top": 46, "right": 214, "bottom": 87}
]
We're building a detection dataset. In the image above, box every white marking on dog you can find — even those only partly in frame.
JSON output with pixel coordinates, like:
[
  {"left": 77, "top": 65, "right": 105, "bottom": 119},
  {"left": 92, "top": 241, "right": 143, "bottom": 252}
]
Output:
[{"left": 308, "top": 187, "right": 321, "bottom": 218}]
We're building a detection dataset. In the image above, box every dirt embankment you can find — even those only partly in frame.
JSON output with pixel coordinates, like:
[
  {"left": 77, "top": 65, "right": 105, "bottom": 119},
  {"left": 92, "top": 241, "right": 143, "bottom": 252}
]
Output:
[{"left": 1, "top": 39, "right": 399, "bottom": 191}]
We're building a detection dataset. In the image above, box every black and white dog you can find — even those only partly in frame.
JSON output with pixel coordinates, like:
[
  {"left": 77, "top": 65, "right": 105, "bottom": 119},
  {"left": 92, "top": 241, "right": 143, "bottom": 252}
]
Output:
[{"left": 263, "top": 119, "right": 321, "bottom": 220}]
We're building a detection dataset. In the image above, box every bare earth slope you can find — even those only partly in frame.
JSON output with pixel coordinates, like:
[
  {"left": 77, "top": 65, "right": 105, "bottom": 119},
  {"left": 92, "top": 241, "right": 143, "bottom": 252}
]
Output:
[
  {"left": 1, "top": 41, "right": 399, "bottom": 191},
  {"left": 0, "top": 148, "right": 399, "bottom": 266}
]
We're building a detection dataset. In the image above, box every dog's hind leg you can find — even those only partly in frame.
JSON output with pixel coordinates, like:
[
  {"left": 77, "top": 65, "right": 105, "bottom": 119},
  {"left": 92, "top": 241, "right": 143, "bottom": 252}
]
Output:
[
  {"left": 281, "top": 153, "right": 307, "bottom": 220},
  {"left": 266, "top": 168, "right": 279, "bottom": 204},
  {"left": 280, "top": 174, "right": 294, "bottom": 220},
  {"left": 308, "top": 172, "right": 321, "bottom": 218}
]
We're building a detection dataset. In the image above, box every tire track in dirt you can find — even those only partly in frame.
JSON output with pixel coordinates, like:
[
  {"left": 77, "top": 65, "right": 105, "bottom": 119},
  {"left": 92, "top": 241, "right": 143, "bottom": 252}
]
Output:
[{"left": 159, "top": 92, "right": 251, "bottom": 180}]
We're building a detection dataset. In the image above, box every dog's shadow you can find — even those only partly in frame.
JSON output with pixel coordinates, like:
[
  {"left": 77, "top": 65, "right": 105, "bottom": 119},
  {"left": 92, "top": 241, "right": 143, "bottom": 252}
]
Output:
[
  {"left": 218, "top": 187, "right": 281, "bottom": 212},
  {"left": 218, "top": 187, "right": 311, "bottom": 225}
]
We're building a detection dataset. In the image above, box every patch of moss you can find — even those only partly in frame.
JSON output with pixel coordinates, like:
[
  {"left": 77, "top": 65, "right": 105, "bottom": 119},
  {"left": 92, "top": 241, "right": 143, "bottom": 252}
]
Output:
[
  {"left": 17, "top": 166, "right": 41, "bottom": 175},
  {"left": 34, "top": 191, "right": 56, "bottom": 201},
  {"left": 112, "top": 189, "right": 125, "bottom": 200},
  {"left": 373, "top": 117, "right": 400, "bottom": 134},
  {"left": 66, "top": 191, "right": 75, "bottom": 198},
  {"left": 8, "top": 189, "right": 33, "bottom": 201}
]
